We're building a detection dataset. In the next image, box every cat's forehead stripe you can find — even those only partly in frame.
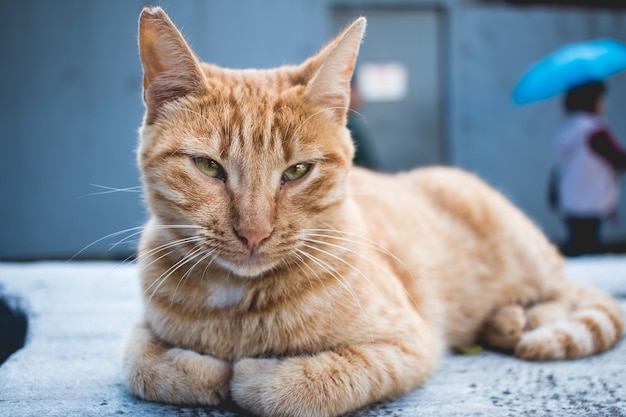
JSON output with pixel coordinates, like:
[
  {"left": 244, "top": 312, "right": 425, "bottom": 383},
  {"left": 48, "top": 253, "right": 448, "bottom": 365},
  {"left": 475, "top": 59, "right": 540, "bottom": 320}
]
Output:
[{"left": 200, "top": 85, "right": 297, "bottom": 162}]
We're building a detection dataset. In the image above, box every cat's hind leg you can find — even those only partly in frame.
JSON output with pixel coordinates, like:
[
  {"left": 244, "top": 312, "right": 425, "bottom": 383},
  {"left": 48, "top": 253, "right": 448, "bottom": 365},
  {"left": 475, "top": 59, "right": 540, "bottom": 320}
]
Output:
[
  {"left": 123, "top": 320, "right": 231, "bottom": 405},
  {"left": 523, "top": 300, "right": 570, "bottom": 330},
  {"left": 480, "top": 301, "right": 573, "bottom": 351},
  {"left": 514, "top": 282, "right": 623, "bottom": 360},
  {"left": 480, "top": 304, "right": 527, "bottom": 351}
]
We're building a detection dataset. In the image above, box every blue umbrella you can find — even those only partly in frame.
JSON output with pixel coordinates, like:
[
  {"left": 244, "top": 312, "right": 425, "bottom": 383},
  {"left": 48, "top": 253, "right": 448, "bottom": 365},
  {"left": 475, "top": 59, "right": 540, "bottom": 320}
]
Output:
[{"left": 512, "top": 38, "right": 626, "bottom": 105}]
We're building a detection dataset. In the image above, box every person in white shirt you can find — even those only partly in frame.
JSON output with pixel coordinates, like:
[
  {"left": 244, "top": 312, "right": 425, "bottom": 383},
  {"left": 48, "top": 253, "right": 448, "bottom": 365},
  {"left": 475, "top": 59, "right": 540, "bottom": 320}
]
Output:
[{"left": 555, "top": 81, "right": 626, "bottom": 256}]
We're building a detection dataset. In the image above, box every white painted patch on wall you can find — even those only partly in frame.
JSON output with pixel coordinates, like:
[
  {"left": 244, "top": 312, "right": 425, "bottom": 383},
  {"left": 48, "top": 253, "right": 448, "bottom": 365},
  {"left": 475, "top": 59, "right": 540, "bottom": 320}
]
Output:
[{"left": 358, "top": 62, "right": 408, "bottom": 102}]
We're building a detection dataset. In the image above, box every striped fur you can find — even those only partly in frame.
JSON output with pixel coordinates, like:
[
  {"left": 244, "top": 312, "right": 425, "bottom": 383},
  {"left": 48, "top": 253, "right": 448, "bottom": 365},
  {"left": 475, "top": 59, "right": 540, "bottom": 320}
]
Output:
[{"left": 124, "top": 7, "right": 624, "bottom": 417}]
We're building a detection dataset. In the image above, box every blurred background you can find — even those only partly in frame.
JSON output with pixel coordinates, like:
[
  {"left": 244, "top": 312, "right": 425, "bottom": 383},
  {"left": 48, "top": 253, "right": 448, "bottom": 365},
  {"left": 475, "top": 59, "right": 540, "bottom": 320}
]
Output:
[{"left": 1, "top": 0, "right": 626, "bottom": 260}]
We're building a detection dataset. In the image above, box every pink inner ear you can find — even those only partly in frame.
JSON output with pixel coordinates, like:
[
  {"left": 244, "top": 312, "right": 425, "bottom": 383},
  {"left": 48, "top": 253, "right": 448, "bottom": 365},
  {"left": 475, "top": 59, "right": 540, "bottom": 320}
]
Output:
[
  {"left": 339, "top": 52, "right": 358, "bottom": 80},
  {"left": 139, "top": 10, "right": 175, "bottom": 86},
  {"left": 138, "top": 8, "right": 208, "bottom": 122},
  {"left": 139, "top": 34, "right": 165, "bottom": 85},
  {"left": 304, "top": 18, "right": 365, "bottom": 124}
]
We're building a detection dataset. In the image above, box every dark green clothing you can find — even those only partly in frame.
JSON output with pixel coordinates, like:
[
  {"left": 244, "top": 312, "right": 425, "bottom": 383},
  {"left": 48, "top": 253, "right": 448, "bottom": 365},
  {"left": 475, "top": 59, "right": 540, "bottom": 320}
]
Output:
[{"left": 347, "top": 115, "right": 379, "bottom": 170}]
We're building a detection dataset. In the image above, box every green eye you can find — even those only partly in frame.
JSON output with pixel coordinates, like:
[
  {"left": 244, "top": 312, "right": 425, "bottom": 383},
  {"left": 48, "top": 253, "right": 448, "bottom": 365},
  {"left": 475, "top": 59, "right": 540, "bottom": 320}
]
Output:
[
  {"left": 193, "top": 157, "right": 226, "bottom": 181},
  {"left": 283, "top": 163, "right": 312, "bottom": 183}
]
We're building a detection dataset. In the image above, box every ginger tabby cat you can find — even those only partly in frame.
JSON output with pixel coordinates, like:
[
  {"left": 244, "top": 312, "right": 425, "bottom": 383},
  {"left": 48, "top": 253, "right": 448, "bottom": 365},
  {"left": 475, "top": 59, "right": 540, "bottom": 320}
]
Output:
[{"left": 124, "top": 7, "right": 624, "bottom": 417}]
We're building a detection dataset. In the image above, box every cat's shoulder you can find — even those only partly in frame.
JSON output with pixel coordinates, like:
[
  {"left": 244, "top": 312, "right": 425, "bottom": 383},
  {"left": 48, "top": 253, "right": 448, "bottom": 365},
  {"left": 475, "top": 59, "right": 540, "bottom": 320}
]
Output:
[
  {"left": 348, "top": 165, "right": 507, "bottom": 219},
  {"left": 349, "top": 165, "right": 488, "bottom": 192}
]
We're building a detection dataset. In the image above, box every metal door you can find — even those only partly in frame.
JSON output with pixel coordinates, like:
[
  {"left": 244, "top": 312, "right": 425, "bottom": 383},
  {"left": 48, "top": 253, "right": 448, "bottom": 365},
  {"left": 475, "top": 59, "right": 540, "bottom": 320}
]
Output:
[{"left": 332, "top": 7, "right": 445, "bottom": 171}]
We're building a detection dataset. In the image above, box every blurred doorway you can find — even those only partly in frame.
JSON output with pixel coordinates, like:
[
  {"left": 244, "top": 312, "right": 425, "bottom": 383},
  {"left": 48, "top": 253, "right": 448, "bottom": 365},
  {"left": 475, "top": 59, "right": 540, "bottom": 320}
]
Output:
[{"left": 332, "top": 7, "right": 445, "bottom": 171}]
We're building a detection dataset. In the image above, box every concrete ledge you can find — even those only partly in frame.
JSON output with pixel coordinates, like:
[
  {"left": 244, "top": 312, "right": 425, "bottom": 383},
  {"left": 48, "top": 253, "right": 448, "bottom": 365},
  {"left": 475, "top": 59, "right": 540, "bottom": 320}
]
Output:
[{"left": 0, "top": 259, "right": 624, "bottom": 416}]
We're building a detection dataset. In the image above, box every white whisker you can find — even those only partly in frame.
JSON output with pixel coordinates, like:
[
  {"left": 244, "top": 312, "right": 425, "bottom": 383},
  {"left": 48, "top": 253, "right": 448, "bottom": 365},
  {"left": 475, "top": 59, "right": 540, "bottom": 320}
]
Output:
[
  {"left": 293, "top": 106, "right": 347, "bottom": 137},
  {"left": 296, "top": 247, "right": 372, "bottom": 340},
  {"left": 306, "top": 228, "right": 416, "bottom": 282},
  {"left": 165, "top": 248, "right": 206, "bottom": 301},
  {"left": 71, "top": 224, "right": 205, "bottom": 261},
  {"left": 290, "top": 250, "right": 334, "bottom": 323},
  {"left": 289, "top": 250, "right": 317, "bottom": 288},
  {"left": 70, "top": 226, "right": 146, "bottom": 261},
  {"left": 137, "top": 236, "right": 204, "bottom": 274},
  {"left": 111, "top": 224, "right": 204, "bottom": 252},
  {"left": 87, "top": 184, "right": 142, "bottom": 195},
  {"left": 304, "top": 228, "right": 424, "bottom": 315},
  {"left": 174, "top": 248, "right": 216, "bottom": 296},
  {"left": 302, "top": 239, "right": 392, "bottom": 315},
  {"left": 347, "top": 108, "right": 368, "bottom": 124},
  {"left": 295, "top": 248, "right": 357, "bottom": 303},
  {"left": 301, "top": 242, "right": 374, "bottom": 293},
  {"left": 144, "top": 244, "right": 206, "bottom": 305}
]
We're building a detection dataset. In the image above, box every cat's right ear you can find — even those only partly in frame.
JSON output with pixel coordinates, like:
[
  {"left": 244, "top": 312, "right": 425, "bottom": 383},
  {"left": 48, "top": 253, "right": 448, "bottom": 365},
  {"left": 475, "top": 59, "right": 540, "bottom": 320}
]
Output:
[
  {"left": 138, "top": 7, "right": 207, "bottom": 120},
  {"left": 304, "top": 17, "right": 366, "bottom": 126}
]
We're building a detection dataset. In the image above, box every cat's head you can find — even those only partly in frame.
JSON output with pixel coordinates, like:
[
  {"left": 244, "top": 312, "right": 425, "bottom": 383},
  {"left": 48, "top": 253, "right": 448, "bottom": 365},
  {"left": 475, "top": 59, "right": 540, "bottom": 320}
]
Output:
[{"left": 137, "top": 7, "right": 365, "bottom": 278}]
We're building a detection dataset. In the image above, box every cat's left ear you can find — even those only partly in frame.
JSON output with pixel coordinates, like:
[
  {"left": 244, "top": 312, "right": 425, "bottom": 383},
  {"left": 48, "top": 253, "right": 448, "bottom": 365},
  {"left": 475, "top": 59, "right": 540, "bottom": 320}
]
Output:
[{"left": 305, "top": 18, "right": 366, "bottom": 125}]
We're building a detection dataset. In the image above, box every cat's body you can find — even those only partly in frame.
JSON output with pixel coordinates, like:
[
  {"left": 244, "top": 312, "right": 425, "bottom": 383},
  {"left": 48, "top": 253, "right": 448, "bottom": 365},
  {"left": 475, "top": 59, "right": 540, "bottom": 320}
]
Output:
[{"left": 124, "top": 8, "right": 624, "bottom": 417}]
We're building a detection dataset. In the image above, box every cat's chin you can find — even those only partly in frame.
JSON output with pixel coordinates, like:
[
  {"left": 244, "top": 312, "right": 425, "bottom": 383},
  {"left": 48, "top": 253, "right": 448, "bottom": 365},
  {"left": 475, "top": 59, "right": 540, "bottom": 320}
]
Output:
[{"left": 215, "top": 256, "right": 280, "bottom": 279}]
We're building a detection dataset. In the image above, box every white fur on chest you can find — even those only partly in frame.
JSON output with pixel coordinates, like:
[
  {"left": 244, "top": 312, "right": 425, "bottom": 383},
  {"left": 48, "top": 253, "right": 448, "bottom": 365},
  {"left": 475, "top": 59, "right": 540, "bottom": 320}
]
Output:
[{"left": 206, "top": 283, "right": 246, "bottom": 309}]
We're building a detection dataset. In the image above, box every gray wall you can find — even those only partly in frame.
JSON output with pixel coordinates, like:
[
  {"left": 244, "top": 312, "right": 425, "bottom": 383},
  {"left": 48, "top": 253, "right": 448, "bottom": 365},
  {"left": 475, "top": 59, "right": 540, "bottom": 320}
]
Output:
[
  {"left": 0, "top": 0, "right": 328, "bottom": 260},
  {"left": 449, "top": 6, "right": 626, "bottom": 242},
  {"left": 1, "top": 1, "right": 146, "bottom": 259},
  {"left": 2, "top": 0, "right": 626, "bottom": 259}
]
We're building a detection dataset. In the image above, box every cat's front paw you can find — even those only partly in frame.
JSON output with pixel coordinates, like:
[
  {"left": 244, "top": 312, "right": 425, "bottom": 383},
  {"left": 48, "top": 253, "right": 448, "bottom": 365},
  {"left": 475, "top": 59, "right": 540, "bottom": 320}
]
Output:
[
  {"left": 230, "top": 358, "right": 283, "bottom": 416},
  {"left": 233, "top": 357, "right": 334, "bottom": 417},
  {"left": 231, "top": 357, "right": 346, "bottom": 417},
  {"left": 125, "top": 345, "right": 231, "bottom": 406}
]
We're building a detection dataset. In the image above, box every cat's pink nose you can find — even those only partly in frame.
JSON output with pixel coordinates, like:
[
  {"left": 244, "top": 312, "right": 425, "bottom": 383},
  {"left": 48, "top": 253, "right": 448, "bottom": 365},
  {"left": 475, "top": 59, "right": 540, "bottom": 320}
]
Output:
[{"left": 235, "top": 226, "right": 272, "bottom": 254}]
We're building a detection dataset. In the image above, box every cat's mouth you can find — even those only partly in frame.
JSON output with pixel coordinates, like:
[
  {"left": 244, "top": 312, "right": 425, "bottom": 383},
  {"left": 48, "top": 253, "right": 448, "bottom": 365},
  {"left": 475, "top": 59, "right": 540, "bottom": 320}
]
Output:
[{"left": 215, "top": 254, "right": 280, "bottom": 279}]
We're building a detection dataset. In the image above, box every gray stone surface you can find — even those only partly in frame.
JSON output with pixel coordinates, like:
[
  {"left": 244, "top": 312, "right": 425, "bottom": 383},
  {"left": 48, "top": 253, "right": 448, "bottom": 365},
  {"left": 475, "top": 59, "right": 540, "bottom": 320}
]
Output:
[{"left": 0, "top": 259, "right": 624, "bottom": 417}]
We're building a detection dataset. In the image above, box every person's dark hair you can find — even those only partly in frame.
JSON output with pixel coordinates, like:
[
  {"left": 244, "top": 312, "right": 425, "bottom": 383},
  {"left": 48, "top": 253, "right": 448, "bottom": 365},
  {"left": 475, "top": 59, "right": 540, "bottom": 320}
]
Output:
[{"left": 564, "top": 81, "right": 606, "bottom": 113}]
